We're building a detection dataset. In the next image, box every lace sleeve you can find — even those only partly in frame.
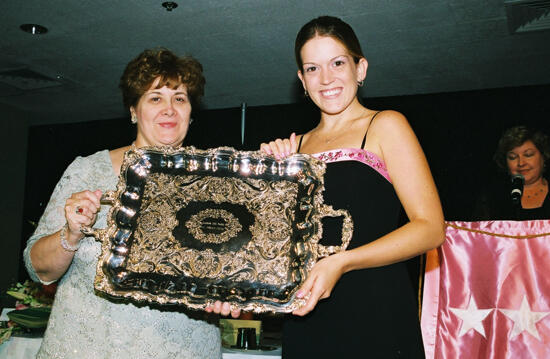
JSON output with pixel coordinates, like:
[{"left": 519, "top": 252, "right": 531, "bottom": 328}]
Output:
[{"left": 23, "top": 155, "right": 99, "bottom": 284}]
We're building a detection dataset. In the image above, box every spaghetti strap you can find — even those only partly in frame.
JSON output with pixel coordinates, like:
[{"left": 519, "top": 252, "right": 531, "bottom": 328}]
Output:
[
  {"left": 360, "top": 111, "right": 382, "bottom": 149},
  {"left": 297, "top": 134, "right": 304, "bottom": 152}
]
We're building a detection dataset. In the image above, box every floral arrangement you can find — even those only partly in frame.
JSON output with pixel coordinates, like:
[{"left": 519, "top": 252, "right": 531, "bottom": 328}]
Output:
[{"left": 0, "top": 280, "right": 56, "bottom": 345}]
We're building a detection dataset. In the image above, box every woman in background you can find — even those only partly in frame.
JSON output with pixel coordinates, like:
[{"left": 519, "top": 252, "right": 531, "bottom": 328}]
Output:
[
  {"left": 24, "top": 48, "right": 222, "bottom": 359},
  {"left": 248, "top": 16, "right": 444, "bottom": 358},
  {"left": 475, "top": 125, "right": 550, "bottom": 220}
]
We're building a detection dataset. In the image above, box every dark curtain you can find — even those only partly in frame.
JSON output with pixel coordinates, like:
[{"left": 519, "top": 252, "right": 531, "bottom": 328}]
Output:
[{"left": 19, "top": 84, "right": 550, "bottom": 288}]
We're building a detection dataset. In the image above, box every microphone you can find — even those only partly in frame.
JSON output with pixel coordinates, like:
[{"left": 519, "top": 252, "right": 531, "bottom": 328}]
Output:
[{"left": 510, "top": 174, "right": 524, "bottom": 205}]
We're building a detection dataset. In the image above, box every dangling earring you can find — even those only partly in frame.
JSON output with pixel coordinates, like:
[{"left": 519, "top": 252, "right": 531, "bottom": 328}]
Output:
[
  {"left": 131, "top": 115, "right": 137, "bottom": 124},
  {"left": 304, "top": 90, "right": 309, "bottom": 97},
  {"left": 357, "top": 80, "right": 364, "bottom": 87}
]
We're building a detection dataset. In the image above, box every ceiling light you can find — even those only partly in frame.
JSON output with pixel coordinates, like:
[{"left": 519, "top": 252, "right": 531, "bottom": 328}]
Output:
[
  {"left": 162, "top": 2, "right": 178, "bottom": 11},
  {"left": 20, "top": 24, "right": 48, "bottom": 35}
]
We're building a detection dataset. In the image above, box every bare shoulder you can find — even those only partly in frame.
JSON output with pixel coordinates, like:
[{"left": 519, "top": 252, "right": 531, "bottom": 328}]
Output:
[
  {"left": 370, "top": 110, "right": 409, "bottom": 132},
  {"left": 366, "top": 110, "right": 415, "bottom": 150}
]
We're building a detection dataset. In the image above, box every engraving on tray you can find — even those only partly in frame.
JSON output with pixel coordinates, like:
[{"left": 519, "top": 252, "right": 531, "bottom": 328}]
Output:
[{"left": 185, "top": 209, "right": 242, "bottom": 244}]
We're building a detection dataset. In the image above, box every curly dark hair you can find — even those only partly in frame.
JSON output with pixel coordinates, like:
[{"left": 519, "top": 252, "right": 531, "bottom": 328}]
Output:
[
  {"left": 295, "top": 16, "right": 365, "bottom": 71},
  {"left": 119, "top": 48, "right": 205, "bottom": 110},
  {"left": 493, "top": 126, "right": 550, "bottom": 171}
]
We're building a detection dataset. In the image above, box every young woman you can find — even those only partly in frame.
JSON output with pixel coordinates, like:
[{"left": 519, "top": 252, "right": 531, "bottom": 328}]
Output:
[{"left": 260, "top": 16, "right": 445, "bottom": 358}]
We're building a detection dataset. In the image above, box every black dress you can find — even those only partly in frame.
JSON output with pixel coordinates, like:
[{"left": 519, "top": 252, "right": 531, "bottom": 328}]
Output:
[{"left": 282, "top": 146, "right": 424, "bottom": 358}]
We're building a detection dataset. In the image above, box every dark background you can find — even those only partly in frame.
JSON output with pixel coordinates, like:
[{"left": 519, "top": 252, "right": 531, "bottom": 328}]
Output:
[{"left": 18, "top": 83, "right": 550, "bottom": 292}]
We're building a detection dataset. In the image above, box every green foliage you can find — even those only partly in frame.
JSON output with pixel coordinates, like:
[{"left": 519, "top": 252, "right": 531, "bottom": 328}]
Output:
[
  {"left": 0, "top": 281, "right": 55, "bottom": 344},
  {"left": 6, "top": 280, "right": 54, "bottom": 308},
  {"left": 7, "top": 307, "right": 51, "bottom": 328}
]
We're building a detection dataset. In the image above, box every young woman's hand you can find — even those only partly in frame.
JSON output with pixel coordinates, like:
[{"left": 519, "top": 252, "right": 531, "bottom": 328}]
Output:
[
  {"left": 292, "top": 252, "right": 347, "bottom": 316},
  {"left": 260, "top": 133, "right": 298, "bottom": 159}
]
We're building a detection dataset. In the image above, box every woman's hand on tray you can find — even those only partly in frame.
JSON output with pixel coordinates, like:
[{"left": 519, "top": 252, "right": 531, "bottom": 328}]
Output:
[
  {"left": 292, "top": 252, "right": 347, "bottom": 316},
  {"left": 260, "top": 132, "right": 297, "bottom": 160},
  {"left": 65, "top": 189, "right": 102, "bottom": 238},
  {"left": 205, "top": 300, "right": 241, "bottom": 318}
]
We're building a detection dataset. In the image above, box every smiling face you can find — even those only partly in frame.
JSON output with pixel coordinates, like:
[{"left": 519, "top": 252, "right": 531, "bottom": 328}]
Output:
[
  {"left": 297, "top": 36, "right": 367, "bottom": 116},
  {"left": 131, "top": 77, "right": 191, "bottom": 147},
  {"left": 506, "top": 140, "right": 545, "bottom": 185}
]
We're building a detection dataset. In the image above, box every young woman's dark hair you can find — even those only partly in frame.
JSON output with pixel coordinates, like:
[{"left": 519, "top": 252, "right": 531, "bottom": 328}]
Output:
[{"left": 294, "top": 16, "right": 365, "bottom": 70}]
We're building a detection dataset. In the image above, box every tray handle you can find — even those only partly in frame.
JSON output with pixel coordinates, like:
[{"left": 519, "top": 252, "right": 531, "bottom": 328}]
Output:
[
  {"left": 80, "top": 191, "right": 116, "bottom": 239},
  {"left": 314, "top": 205, "right": 354, "bottom": 258}
]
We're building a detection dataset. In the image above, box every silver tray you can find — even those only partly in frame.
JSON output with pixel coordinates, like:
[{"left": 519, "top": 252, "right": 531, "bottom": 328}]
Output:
[{"left": 83, "top": 146, "right": 353, "bottom": 313}]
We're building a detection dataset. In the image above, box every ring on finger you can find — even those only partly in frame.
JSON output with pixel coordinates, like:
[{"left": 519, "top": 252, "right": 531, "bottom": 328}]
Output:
[{"left": 75, "top": 206, "right": 83, "bottom": 215}]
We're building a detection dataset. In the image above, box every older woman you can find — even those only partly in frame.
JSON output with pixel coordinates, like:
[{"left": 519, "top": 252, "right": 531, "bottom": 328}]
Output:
[
  {"left": 475, "top": 125, "right": 550, "bottom": 220},
  {"left": 24, "top": 48, "right": 222, "bottom": 359}
]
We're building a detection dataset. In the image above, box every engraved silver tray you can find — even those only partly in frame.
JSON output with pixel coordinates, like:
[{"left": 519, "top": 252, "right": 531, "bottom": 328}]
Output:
[{"left": 83, "top": 146, "right": 353, "bottom": 313}]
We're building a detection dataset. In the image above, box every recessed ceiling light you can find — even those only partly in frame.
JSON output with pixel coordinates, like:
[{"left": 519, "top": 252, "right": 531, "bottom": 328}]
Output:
[
  {"left": 20, "top": 24, "right": 48, "bottom": 35},
  {"left": 162, "top": 2, "right": 178, "bottom": 11}
]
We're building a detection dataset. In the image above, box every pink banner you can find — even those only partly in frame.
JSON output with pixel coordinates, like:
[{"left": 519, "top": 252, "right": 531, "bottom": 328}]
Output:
[{"left": 421, "top": 220, "right": 550, "bottom": 359}]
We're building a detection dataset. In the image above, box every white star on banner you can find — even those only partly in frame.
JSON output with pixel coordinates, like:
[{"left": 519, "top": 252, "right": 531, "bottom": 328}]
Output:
[
  {"left": 499, "top": 295, "right": 550, "bottom": 341},
  {"left": 450, "top": 296, "right": 493, "bottom": 338}
]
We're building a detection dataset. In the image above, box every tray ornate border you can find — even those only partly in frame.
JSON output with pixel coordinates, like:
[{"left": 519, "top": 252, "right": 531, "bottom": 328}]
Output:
[{"left": 84, "top": 146, "right": 353, "bottom": 313}]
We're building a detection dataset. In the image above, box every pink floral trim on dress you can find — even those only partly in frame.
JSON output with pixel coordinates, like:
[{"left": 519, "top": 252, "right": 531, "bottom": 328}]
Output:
[{"left": 312, "top": 148, "right": 392, "bottom": 183}]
